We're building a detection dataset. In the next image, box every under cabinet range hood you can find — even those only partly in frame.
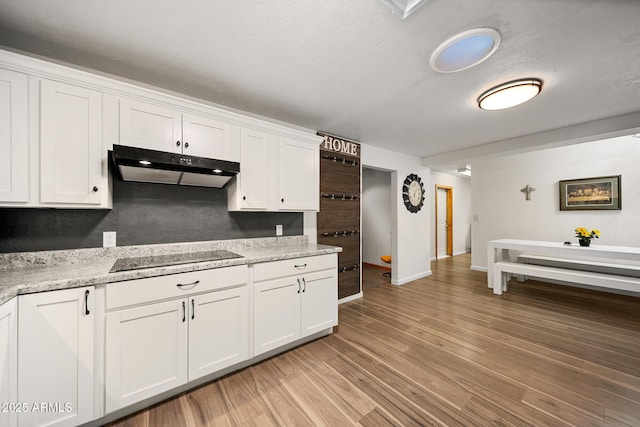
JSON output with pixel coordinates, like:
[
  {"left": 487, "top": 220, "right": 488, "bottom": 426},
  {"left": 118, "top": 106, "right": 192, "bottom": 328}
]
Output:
[{"left": 111, "top": 145, "right": 240, "bottom": 188}]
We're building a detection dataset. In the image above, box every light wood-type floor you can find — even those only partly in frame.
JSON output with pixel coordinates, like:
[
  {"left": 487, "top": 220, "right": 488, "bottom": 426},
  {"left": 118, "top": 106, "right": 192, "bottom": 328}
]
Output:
[{"left": 109, "top": 254, "right": 640, "bottom": 426}]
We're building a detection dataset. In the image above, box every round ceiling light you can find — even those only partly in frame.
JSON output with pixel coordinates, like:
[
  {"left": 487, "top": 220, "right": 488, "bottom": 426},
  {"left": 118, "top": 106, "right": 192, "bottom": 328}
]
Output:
[
  {"left": 478, "top": 79, "right": 543, "bottom": 110},
  {"left": 430, "top": 28, "right": 501, "bottom": 73}
]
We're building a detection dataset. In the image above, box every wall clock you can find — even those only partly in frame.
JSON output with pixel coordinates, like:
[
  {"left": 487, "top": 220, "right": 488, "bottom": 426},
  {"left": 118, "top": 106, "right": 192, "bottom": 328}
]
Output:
[{"left": 402, "top": 174, "right": 425, "bottom": 213}]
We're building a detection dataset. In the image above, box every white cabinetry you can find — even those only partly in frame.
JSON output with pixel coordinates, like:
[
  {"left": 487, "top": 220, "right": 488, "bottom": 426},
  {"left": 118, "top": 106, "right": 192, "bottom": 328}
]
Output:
[
  {"left": 0, "top": 298, "right": 18, "bottom": 427},
  {"left": 0, "top": 69, "right": 29, "bottom": 204},
  {"left": 253, "top": 254, "right": 337, "bottom": 356},
  {"left": 228, "top": 130, "right": 320, "bottom": 212},
  {"left": 18, "top": 287, "right": 95, "bottom": 427},
  {"left": 104, "top": 266, "right": 249, "bottom": 413},
  {"left": 278, "top": 137, "right": 319, "bottom": 211},
  {"left": 119, "top": 98, "right": 235, "bottom": 161},
  {"left": 40, "top": 80, "right": 105, "bottom": 206}
]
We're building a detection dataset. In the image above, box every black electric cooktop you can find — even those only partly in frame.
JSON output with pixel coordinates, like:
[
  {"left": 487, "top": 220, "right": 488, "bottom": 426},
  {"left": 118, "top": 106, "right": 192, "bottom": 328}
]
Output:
[{"left": 109, "top": 249, "right": 243, "bottom": 273}]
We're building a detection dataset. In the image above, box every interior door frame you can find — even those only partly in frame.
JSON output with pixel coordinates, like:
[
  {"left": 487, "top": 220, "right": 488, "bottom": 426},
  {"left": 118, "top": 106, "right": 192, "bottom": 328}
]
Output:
[{"left": 435, "top": 184, "right": 453, "bottom": 259}]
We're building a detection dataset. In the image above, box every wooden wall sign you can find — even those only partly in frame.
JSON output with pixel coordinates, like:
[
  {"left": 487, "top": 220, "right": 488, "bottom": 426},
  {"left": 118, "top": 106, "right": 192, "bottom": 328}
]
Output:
[{"left": 317, "top": 132, "right": 361, "bottom": 299}]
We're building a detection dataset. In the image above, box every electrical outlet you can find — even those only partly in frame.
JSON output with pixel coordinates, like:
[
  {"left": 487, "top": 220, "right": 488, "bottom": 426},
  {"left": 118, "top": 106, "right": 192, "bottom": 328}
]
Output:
[
  {"left": 276, "top": 225, "right": 283, "bottom": 236},
  {"left": 103, "top": 231, "right": 116, "bottom": 247}
]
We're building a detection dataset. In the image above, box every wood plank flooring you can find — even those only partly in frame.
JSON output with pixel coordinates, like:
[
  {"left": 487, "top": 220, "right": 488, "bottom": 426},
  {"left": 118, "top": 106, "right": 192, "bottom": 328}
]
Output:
[{"left": 109, "top": 254, "right": 640, "bottom": 426}]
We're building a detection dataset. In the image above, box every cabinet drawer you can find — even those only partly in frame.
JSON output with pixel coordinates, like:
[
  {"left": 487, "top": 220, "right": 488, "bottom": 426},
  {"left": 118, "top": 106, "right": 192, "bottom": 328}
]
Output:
[
  {"left": 106, "top": 265, "right": 248, "bottom": 310},
  {"left": 252, "top": 254, "right": 337, "bottom": 282}
]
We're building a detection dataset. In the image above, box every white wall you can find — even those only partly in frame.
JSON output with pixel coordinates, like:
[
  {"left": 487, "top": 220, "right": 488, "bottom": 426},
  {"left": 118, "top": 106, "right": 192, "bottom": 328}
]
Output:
[
  {"left": 362, "top": 168, "right": 392, "bottom": 267},
  {"left": 361, "top": 144, "right": 431, "bottom": 285},
  {"left": 429, "top": 171, "right": 472, "bottom": 258},
  {"left": 471, "top": 135, "right": 640, "bottom": 270}
]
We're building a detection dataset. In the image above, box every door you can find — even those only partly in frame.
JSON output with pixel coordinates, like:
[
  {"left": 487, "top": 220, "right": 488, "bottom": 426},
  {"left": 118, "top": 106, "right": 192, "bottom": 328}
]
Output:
[
  {"left": 0, "top": 298, "right": 17, "bottom": 427},
  {"left": 18, "top": 287, "right": 94, "bottom": 427},
  {"left": 300, "top": 269, "right": 338, "bottom": 337},
  {"left": 435, "top": 185, "right": 453, "bottom": 259},
  {"left": 253, "top": 276, "right": 301, "bottom": 356},
  {"left": 0, "top": 69, "right": 29, "bottom": 203},
  {"left": 105, "top": 299, "right": 188, "bottom": 413},
  {"left": 119, "top": 98, "right": 182, "bottom": 153},
  {"left": 188, "top": 287, "right": 249, "bottom": 381},
  {"left": 278, "top": 137, "right": 319, "bottom": 211},
  {"left": 40, "top": 80, "right": 103, "bottom": 205},
  {"left": 238, "top": 128, "right": 270, "bottom": 209},
  {"left": 182, "top": 114, "right": 233, "bottom": 160}
]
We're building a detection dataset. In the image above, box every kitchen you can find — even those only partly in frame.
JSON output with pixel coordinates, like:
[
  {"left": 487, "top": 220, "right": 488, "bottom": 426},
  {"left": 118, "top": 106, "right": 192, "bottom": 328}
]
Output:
[{"left": 2, "top": 1, "right": 640, "bottom": 426}]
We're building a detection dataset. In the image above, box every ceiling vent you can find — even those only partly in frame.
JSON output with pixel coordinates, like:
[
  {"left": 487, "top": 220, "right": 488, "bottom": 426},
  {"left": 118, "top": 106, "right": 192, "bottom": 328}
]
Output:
[{"left": 378, "top": 0, "right": 430, "bottom": 19}]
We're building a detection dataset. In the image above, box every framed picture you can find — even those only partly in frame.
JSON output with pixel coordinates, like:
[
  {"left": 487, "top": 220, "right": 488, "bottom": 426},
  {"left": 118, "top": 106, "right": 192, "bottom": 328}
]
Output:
[{"left": 559, "top": 175, "right": 621, "bottom": 211}]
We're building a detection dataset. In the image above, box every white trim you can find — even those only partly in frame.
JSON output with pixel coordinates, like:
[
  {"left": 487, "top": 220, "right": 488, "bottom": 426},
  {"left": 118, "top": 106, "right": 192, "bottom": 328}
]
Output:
[
  {"left": 471, "top": 265, "right": 488, "bottom": 272},
  {"left": 393, "top": 270, "right": 432, "bottom": 285},
  {"left": 339, "top": 292, "right": 363, "bottom": 304}
]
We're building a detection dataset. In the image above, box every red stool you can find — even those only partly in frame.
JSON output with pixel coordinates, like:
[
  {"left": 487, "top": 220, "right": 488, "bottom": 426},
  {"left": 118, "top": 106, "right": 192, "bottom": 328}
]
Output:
[{"left": 380, "top": 255, "right": 391, "bottom": 278}]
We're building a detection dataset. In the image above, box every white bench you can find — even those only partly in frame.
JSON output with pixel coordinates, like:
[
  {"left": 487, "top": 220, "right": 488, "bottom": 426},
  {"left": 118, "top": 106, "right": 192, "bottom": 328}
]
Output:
[
  {"left": 492, "top": 261, "right": 640, "bottom": 295},
  {"left": 517, "top": 254, "right": 640, "bottom": 279}
]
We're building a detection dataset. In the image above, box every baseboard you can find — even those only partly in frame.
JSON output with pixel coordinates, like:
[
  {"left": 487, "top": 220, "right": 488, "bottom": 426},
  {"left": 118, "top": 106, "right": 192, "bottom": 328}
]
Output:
[
  {"left": 393, "top": 270, "right": 432, "bottom": 285},
  {"left": 339, "top": 292, "right": 363, "bottom": 304},
  {"left": 470, "top": 265, "right": 488, "bottom": 272},
  {"left": 453, "top": 250, "right": 470, "bottom": 256}
]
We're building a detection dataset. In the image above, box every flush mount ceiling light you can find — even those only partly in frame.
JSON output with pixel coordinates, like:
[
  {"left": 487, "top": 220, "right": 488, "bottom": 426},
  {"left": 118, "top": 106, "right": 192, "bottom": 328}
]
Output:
[
  {"left": 478, "top": 79, "right": 543, "bottom": 110},
  {"left": 378, "top": 0, "right": 430, "bottom": 20},
  {"left": 431, "top": 28, "right": 501, "bottom": 73}
]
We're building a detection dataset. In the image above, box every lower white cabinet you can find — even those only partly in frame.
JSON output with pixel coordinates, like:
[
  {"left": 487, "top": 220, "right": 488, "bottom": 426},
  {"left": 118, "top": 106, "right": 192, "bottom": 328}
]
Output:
[
  {"left": 18, "top": 287, "right": 95, "bottom": 427},
  {"left": 104, "top": 268, "right": 249, "bottom": 413},
  {"left": 253, "top": 254, "right": 338, "bottom": 356},
  {"left": 0, "top": 298, "right": 18, "bottom": 427}
]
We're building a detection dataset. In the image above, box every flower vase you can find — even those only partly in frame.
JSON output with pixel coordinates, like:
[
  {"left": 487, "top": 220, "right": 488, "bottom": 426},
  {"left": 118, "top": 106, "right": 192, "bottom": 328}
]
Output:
[{"left": 579, "top": 238, "right": 591, "bottom": 247}]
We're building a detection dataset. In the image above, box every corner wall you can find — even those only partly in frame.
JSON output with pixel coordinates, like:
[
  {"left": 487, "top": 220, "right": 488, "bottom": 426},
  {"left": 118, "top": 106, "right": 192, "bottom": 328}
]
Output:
[
  {"left": 361, "top": 144, "right": 431, "bottom": 285},
  {"left": 471, "top": 135, "right": 640, "bottom": 270}
]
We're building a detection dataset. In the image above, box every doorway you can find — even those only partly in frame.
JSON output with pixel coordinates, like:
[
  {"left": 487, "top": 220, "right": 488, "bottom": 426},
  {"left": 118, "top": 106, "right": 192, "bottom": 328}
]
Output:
[{"left": 435, "top": 185, "right": 453, "bottom": 259}]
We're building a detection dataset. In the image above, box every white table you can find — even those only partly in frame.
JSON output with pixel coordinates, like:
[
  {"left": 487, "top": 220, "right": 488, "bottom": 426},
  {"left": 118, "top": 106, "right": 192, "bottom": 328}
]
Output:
[{"left": 486, "top": 239, "right": 640, "bottom": 289}]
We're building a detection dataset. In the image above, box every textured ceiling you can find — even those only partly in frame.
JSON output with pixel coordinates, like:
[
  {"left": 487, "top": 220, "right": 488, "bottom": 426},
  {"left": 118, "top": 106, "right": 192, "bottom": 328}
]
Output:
[{"left": 1, "top": 0, "right": 639, "bottom": 167}]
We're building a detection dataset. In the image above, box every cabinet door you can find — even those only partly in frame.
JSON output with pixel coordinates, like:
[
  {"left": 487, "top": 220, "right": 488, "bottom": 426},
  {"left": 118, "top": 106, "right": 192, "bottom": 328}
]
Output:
[
  {"left": 278, "top": 137, "right": 319, "bottom": 211},
  {"left": 0, "top": 298, "right": 17, "bottom": 427},
  {"left": 0, "top": 70, "right": 29, "bottom": 203},
  {"left": 300, "top": 269, "right": 338, "bottom": 337},
  {"left": 105, "top": 299, "right": 188, "bottom": 413},
  {"left": 238, "top": 128, "right": 270, "bottom": 209},
  {"left": 18, "top": 287, "right": 94, "bottom": 427},
  {"left": 182, "top": 114, "right": 234, "bottom": 160},
  {"left": 119, "top": 98, "right": 182, "bottom": 153},
  {"left": 253, "top": 277, "right": 301, "bottom": 356},
  {"left": 188, "top": 287, "right": 249, "bottom": 381},
  {"left": 40, "top": 80, "right": 103, "bottom": 205}
]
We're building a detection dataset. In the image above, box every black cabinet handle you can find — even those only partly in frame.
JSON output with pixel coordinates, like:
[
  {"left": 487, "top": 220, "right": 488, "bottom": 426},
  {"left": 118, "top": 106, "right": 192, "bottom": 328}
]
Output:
[
  {"left": 242, "top": 196, "right": 247, "bottom": 201},
  {"left": 92, "top": 186, "right": 98, "bottom": 193},
  {"left": 302, "top": 277, "right": 306, "bottom": 293},
  {"left": 281, "top": 198, "right": 284, "bottom": 203},
  {"left": 294, "top": 263, "right": 307, "bottom": 270},
  {"left": 182, "top": 301, "right": 186, "bottom": 322},
  {"left": 176, "top": 280, "right": 199, "bottom": 290},
  {"left": 191, "top": 299, "right": 195, "bottom": 320},
  {"left": 297, "top": 278, "right": 301, "bottom": 294},
  {"left": 176, "top": 140, "right": 181, "bottom": 146},
  {"left": 84, "top": 290, "right": 90, "bottom": 315},
  {"left": 184, "top": 142, "right": 189, "bottom": 148}
]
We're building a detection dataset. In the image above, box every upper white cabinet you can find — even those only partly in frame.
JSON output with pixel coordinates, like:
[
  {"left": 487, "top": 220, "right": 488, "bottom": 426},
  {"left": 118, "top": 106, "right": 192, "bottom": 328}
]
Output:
[
  {"left": 0, "top": 69, "right": 29, "bottom": 204},
  {"left": 18, "top": 287, "right": 95, "bottom": 427},
  {"left": 40, "top": 79, "right": 104, "bottom": 206},
  {"left": 119, "top": 98, "right": 235, "bottom": 161},
  {"left": 279, "top": 137, "right": 319, "bottom": 211},
  {"left": 228, "top": 130, "right": 320, "bottom": 212},
  {"left": 0, "top": 298, "right": 17, "bottom": 427}
]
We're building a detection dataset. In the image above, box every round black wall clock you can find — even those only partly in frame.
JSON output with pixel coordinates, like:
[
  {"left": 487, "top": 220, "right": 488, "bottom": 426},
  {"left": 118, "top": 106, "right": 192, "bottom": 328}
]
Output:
[{"left": 402, "top": 174, "right": 425, "bottom": 213}]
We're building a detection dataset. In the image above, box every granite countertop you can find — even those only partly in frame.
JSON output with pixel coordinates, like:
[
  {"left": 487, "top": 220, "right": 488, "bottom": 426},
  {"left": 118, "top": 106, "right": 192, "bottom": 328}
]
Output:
[{"left": 0, "top": 236, "right": 342, "bottom": 306}]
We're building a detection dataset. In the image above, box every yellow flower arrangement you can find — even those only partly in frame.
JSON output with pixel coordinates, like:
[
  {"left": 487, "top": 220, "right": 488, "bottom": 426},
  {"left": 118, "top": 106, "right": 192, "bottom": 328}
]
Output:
[{"left": 575, "top": 227, "right": 600, "bottom": 240}]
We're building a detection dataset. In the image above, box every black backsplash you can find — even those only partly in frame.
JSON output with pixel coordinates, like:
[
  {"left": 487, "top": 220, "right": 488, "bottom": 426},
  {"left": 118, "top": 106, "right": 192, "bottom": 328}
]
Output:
[{"left": 0, "top": 178, "right": 303, "bottom": 253}]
